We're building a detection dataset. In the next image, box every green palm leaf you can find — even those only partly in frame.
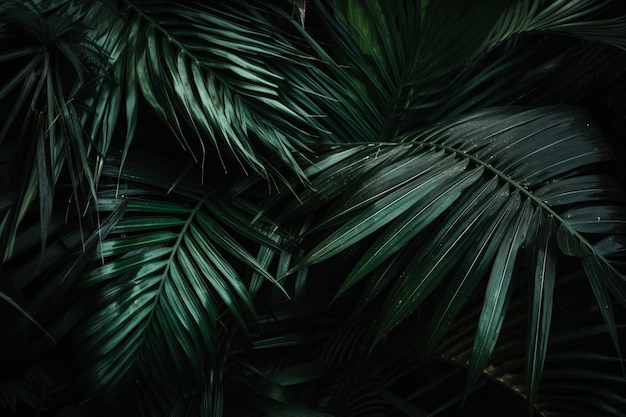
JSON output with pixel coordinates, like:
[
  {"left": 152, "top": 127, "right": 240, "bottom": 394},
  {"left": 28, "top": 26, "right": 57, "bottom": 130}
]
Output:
[
  {"left": 75, "top": 186, "right": 281, "bottom": 409},
  {"left": 76, "top": 201, "right": 235, "bottom": 399},
  {"left": 0, "top": 1, "right": 112, "bottom": 259},
  {"left": 311, "top": 0, "right": 626, "bottom": 137},
  {"left": 434, "top": 267, "right": 626, "bottom": 416},
  {"left": 525, "top": 213, "right": 557, "bottom": 405},
  {"left": 100, "top": 0, "right": 342, "bottom": 183},
  {"left": 273, "top": 105, "right": 626, "bottom": 402},
  {"left": 64, "top": 129, "right": 295, "bottom": 411}
]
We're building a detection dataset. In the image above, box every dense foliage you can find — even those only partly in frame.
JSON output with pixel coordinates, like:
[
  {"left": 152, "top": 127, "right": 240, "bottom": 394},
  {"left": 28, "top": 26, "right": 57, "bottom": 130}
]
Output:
[{"left": 2, "top": 0, "right": 626, "bottom": 416}]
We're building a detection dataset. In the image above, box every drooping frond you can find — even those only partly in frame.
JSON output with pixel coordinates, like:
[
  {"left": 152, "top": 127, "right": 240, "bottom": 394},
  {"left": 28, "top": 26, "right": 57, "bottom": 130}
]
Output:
[
  {"left": 69, "top": 150, "right": 288, "bottom": 412},
  {"left": 268, "top": 105, "right": 626, "bottom": 407},
  {"left": 81, "top": 0, "right": 354, "bottom": 184}
]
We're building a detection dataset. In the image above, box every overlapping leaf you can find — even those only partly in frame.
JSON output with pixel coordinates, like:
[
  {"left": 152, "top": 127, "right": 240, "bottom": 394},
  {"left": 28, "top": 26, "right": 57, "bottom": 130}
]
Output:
[
  {"left": 438, "top": 275, "right": 626, "bottom": 417},
  {"left": 75, "top": 184, "right": 282, "bottom": 406},
  {"left": 0, "top": 1, "right": 111, "bottom": 260},
  {"left": 312, "top": 0, "right": 626, "bottom": 138},
  {"left": 273, "top": 105, "right": 626, "bottom": 403},
  {"left": 104, "top": 0, "right": 354, "bottom": 183},
  {"left": 2, "top": 1, "right": 626, "bottom": 416}
]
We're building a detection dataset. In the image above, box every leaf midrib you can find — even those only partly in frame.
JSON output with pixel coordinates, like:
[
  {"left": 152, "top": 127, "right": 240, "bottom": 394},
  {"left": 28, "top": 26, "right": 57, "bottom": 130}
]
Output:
[
  {"left": 132, "top": 193, "right": 210, "bottom": 376},
  {"left": 423, "top": 140, "right": 616, "bottom": 272}
]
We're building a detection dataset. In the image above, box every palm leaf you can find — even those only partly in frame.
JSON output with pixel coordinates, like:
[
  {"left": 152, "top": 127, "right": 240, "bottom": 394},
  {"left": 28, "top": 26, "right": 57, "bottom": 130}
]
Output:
[
  {"left": 98, "top": 0, "right": 345, "bottom": 183},
  {"left": 485, "top": 0, "right": 626, "bottom": 49},
  {"left": 525, "top": 213, "right": 557, "bottom": 405},
  {"left": 271, "top": 105, "right": 626, "bottom": 404},
  {"left": 76, "top": 196, "right": 246, "bottom": 400},
  {"left": 433, "top": 265, "right": 626, "bottom": 416},
  {"left": 68, "top": 144, "right": 293, "bottom": 412},
  {"left": 2, "top": 1, "right": 626, "bottom": 416},
  {"left": 307, "top": 0, "right": 626, "bottom": 138},
  {"left": 0, "top": 1, "right": 111, "bottom": 259}
]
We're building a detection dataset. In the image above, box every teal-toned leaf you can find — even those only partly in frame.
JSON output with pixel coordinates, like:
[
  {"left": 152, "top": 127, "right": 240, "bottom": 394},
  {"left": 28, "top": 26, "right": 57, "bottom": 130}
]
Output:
[
  {"left": 119, "top": 14, "right": 141, "bottom": 176},
  {"left": 534, "top": 175, "right": 626, "bottom": 207},
  {"left": 466, "top": 196, "right": 534, "bottom": 389},
  {"left": 113, "top": 216, "right": 187, "bottom": 234},
  {"left": 581, "top": 254, "right": 625, "bottom": 365},
  {"left": 422, "top": 196, "right": 532, "bottom": 359},
  {"left": 374, "top": 178, "right": 508, "bottom": 344},
  {"left": 562, "top": 206, "right": 626, "bottom": 234},
  {"left": 337, "top": 163, "right": 483, "bottom": 297},
  {"left": 197, "top": 210, "right": 287, "bottom": 297},
  {"left": 97, "top": 232, "right": 178, "bottom": 258},
  {"left": 300, "top": 162, "right": 479, "bottom": 267},
  {"left": 35, "top": 124, "right": 53, "bottom": 253},
  {"left": 594, "top": 235, "right": 626, "bottom": 258},
  {"left": 317, "top": 150, "right": 453, "bottom": 229},
  {"left": 555, "top": 223, "right": 592, "bottom": 257},
  {"left": 526, "top": 214, "right": 557, "bottom": 405},
  {"left": 83, "top": 249, "right": 171, "bottom": 286}
]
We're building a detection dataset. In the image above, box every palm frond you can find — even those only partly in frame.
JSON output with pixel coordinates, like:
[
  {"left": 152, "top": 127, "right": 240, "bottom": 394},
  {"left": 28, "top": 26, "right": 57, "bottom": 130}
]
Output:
[
  {"left": 0, "top": 0, "right": 111, "bottom": 259},
  {"left": 305, "top": 0, "right": 626, "bottom": 137},
  {"left": 485, "top": 0, "right": 626, "bottom": 49},
  {"left": 89, "top": 0, "right": 345, "bottom": 184},
  {"left": 267, "top": 105, "right": 626, "bottom": 409},
  {"left": 2, "top": 1, "right": 626, "bottom": 416},
  {"left": 66, "top": 150, "right": 291, "bottom": 413}
]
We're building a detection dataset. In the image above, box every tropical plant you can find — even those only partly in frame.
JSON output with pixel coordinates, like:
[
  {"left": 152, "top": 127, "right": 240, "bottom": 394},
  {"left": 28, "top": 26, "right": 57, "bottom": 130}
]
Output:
[{"left": 2, "top": 0, "right": 626, "bottom": 416}]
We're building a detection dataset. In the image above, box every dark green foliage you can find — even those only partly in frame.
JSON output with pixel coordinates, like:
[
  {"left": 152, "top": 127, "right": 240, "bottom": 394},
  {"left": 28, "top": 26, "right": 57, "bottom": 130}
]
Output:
[{"left": 2, "top": 0, "right": 626, "bottom": 416}]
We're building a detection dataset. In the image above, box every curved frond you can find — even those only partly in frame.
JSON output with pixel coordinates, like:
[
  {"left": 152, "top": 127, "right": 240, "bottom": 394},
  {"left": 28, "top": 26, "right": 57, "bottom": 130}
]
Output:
[
  {"left": 271, "top": 105, "right": 626, "bottom": 407},
  {"left": 438, "top": 273, "right": 626, "bottom": 416},
  {"left": 307, "top": 0, "right": 626, "bottom": 138},
  {"left": 485, "top": 0, "right": 626, "bottom": 50},
  {"left": 73, "top": 169, "right": 283, "bottom": 411},
  {"left": 92, "top": 0, "right": 342, "bottom": 183}
]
